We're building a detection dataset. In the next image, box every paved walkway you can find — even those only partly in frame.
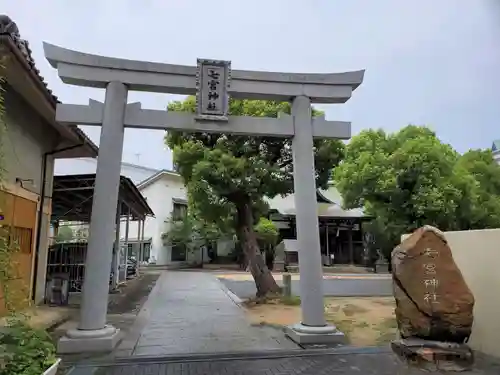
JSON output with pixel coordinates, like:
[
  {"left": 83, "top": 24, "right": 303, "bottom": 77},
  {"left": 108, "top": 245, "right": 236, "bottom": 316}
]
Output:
[{"left": 115, "top": 271, "right": 297, "bottom": 357}]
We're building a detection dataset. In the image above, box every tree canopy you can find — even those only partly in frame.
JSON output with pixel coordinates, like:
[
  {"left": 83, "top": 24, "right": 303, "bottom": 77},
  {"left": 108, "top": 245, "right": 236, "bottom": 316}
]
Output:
[
  {"left": 165, "top": 96, "right": 344, "bottom": 295},
  {"left": 334, "top": 125, "right": 500, "bottom": 258}
]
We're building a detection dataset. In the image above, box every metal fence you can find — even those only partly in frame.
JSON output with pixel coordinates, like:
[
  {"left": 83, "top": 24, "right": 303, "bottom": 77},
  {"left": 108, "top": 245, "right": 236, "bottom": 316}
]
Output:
[{"left": 46, "top": 240, "right": 87, "bottom": 293}]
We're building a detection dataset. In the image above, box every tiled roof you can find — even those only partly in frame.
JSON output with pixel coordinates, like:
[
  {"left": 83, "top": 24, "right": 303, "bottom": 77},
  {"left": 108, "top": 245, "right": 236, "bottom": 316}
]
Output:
[
  {"left": 0, "top": 15, "right": 97, "bottom": 154},
  {"left": 266, "top": 184, "right": 369, "bottom": 219},
  {"left": 0, "top": 15, "right": 57, "bottom": 101}
]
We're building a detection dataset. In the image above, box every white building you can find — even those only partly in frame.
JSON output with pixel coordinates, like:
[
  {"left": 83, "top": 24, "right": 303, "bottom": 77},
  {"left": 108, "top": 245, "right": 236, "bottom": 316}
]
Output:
[
  {"left": 492, "top": 140, "right": 500, "bottom": 165},
  {"left": 55, "top": 158, "right": 192, "bottom": 266}
]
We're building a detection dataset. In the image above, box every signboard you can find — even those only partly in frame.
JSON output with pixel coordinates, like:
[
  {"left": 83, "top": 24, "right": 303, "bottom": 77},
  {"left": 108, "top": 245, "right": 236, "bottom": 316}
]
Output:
[{"left": 195, "top": 58, "right": 231, "bottom": 121}]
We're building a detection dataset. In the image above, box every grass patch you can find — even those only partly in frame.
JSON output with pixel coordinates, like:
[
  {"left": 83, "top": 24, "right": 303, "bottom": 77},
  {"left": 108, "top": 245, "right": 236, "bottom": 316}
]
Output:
[
  {"left": 243, "top": 294, "right": 301, "bottom": 307},
  {"left": 333, "top": 318, "right": 356, "bottom": 335},
  {"left": 372, "top": 299, "right": 396, "bottom": 307},
  {"left": 374, "top": 317, "right": 399, "bottom": 345},
  {"left": 244, "top": 296, "right": 398, "bottom": 347},
  {"left": 280, "top": 296, "right": 301, "bottom": 306},
  {"left": 342, "top": 303, "right": 369, "bottom": 316},
  {"left": 356, "top": 321, "right": 370, "bottom": 329}
]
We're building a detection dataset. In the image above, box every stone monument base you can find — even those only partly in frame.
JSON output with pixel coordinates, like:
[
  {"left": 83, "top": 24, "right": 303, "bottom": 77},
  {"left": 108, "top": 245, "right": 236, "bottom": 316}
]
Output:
[
  {"left": 57, "top": 325, "right": 122, "bottom": 354},
  {"left": 391, "top": 337, "right": 474, "bottom": 372},
  {"left": 284, "top": 323, "right": 345, "bottom": 346}
]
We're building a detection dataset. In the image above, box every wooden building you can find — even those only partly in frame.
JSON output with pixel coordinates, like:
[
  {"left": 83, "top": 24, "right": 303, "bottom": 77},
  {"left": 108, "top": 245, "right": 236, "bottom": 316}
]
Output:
[{"left": 268, "top": 184, "right": 372, "bottom": 266}]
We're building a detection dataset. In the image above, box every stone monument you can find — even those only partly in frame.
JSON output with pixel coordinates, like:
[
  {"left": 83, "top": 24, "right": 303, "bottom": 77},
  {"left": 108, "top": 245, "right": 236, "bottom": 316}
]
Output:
[
  {"left": 391, "top": 225, "right": 475, "bottom": 371},
  {"left": 273, "top": 240, "right": 286, "bottom": 272},
  {"left": 374, "top": 249, "right": 389, "bottom": 273}
]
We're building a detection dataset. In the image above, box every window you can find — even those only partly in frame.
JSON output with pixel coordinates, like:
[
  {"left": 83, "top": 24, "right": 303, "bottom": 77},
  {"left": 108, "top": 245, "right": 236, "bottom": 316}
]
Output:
[
  {"left": 141, "top": 243, "right": 151, "bottom": 262},
  {"left": 127, "top": 243, "right": 134, "bottom": 258},
  {"left": 171, "top": 244, "right": 187, "bottom": 262},
  {"left": 172, "top": 203, "right": 187, "bottom": 221}
]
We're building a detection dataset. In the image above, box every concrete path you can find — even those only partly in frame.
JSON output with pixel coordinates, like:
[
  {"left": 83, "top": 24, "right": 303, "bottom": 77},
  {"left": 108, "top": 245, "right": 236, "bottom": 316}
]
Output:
[
  {"left": 219, "top": 274, "right": 393, "bottom": 299},
  {"left": 115, "top": 271, "right": 297, "bottom": 357}
]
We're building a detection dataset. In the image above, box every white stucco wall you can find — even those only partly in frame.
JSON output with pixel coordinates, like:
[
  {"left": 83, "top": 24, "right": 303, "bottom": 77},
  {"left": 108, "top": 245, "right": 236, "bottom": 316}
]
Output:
[{"left": 119, "top": 172, "right": 187, "bottom": 265}]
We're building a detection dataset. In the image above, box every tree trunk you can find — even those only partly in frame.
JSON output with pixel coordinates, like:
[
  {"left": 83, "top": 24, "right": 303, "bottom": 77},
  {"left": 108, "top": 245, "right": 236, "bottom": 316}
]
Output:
[{"left": 236, "top": 201, "right": 280, "bottom": 297}]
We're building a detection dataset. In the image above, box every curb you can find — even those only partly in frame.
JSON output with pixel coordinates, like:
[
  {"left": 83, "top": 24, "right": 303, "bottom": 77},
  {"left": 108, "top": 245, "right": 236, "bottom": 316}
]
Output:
[
  {"left": 71, "top": 346, "right": 392, "bottom": 367},
  {"left": 217, "top": 279, "right": 243, "bottom": 306},
  {"left": 45, "top": 311, "right": 75, "bottom": 333},
  {"left": 217, "top": 274, "right": 391, "bottom": 282}
]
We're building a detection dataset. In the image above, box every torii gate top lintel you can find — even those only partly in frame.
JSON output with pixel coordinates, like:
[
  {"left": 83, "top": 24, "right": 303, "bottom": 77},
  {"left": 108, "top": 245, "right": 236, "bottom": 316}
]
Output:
[{"left": 43, "top": 42, "right": 364, "bottom": 104}]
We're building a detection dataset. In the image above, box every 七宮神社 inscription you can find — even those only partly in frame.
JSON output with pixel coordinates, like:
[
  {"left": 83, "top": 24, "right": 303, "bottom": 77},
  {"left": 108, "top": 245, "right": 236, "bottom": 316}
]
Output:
[
  {"left": 423, "top": 247, "right": 439, "bottom": 304},
  {"left": 195, "top": 58, "right": 231, "bottom": 121}
]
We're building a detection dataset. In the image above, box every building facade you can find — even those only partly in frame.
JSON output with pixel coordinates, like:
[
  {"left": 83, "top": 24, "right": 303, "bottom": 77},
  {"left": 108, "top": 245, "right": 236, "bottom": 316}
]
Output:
[{"left": 0, "top": 16, "right": 97, "bottom": 308}]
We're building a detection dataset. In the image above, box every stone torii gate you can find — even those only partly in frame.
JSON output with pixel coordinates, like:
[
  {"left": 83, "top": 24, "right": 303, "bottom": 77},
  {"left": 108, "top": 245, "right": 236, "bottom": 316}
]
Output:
[{"left": 44, "top": 43, "right": 364, "bottom": 353}]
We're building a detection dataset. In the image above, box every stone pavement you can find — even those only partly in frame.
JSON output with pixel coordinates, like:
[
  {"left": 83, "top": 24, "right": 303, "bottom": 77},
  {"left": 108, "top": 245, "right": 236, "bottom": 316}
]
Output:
[
  {"left": 114, "top": 271, "right": 297, "bottom": 357},
  {"left": 67, "top": 348, "right": 500, "bottom": 375}
]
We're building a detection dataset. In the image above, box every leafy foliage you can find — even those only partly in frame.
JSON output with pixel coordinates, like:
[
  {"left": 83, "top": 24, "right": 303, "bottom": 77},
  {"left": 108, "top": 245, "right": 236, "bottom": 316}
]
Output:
[
  {"left": 334, "top": 125, "right": 500, "bottom": 259},
  {"left": 162, "top": 215, "right": 195, "bottom": 247},
  {"left": 254, "top": 218, "right": 279, "bottom": 246},
  {"left": 162, "top": 210, "right": 229, "bottom": 259},
  {"left": 0, "top": 321, "right": 57, "bottom": 375},
  {"left": 0, "top": 60, "right": 29, "bottom": 314}
]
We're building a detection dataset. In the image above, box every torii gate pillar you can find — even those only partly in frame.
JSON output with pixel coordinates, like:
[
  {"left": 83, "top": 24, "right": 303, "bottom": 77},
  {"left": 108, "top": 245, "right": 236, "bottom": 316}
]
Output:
[{"left": 44, "top": 43, "right": 364, "bottom": 353}]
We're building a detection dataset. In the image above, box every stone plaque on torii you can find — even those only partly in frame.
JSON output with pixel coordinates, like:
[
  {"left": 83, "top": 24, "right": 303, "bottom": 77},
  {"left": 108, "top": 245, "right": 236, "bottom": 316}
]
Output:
[{"left": 44, "top": 43, "right": 364, "bottom": 353}]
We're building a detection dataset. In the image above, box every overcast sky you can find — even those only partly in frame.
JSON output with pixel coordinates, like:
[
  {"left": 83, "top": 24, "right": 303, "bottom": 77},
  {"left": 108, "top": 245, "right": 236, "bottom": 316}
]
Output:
[{"left": 3, "top": 0, "right": 500, "bottom": 170}]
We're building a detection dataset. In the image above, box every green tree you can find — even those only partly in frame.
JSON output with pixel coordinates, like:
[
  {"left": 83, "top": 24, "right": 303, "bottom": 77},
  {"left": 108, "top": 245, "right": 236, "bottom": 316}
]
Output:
[
  {"left": 334, "top": 125, "right": 500, "bottom": 259},
  {"left": 166, "top": 96, "right": 344, "bottom": 296},
  {"left": 162, "top": 215, "right": 194, "bottom": 248},
  {"left": 254, "top": 217, "right": 279, "bottom": 247},
  {"left": 254, "top": 217, "right": 279, "bottom": 270},
  {"left": 55, "top": 226, "right": 74, "bottom": 243},
  {"left": 162, "top": 209, "right": 230, "bottom": 264},
  {"left": 453, "top": 149, "right": 500, "bottom": 229}
]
